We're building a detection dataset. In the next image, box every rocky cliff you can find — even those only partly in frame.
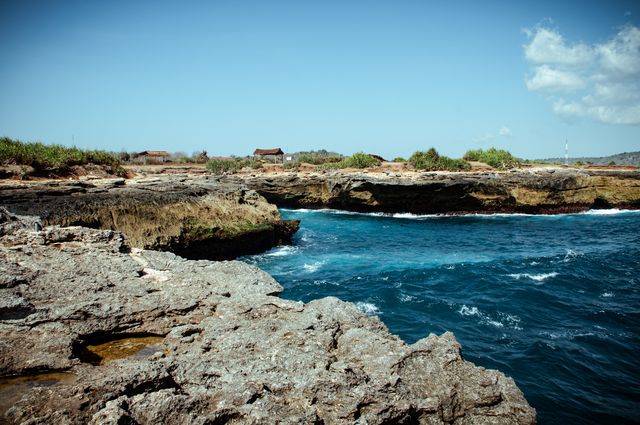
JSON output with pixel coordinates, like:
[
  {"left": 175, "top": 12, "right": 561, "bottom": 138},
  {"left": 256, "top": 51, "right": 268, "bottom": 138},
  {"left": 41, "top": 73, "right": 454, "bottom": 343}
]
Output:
[
  {"left": 225, "top": 169, "right": 640, "bottom": 214},
  {"left": 0, "top": 209, "right": 536, "bottom": 424},
  {"left": 0, "top": 176, "right": 298, "bottom": 260}
]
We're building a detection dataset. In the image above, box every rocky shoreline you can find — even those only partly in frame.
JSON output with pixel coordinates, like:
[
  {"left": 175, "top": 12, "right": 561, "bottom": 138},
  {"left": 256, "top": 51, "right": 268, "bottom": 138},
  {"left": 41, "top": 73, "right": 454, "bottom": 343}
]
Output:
[
  {"left": 0, "top": 176, "right": 299, "bottom": 260},
  {"left": 224, "top": 168, "right": 640, "bottom": 214},
  {"left": 7, "top": 168, "right": 636, "bottom": 423},
  {"left": 0, "top": 207, "right": 536, "bottom": 424}
]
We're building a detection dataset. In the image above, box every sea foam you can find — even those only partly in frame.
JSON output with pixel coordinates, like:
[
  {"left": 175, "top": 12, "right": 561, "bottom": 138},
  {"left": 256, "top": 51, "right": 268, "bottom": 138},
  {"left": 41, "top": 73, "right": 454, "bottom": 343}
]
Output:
[
  {"left": 264, "top": 246, "right": 297, "bottom": 257},
  {"left": 458, "top": 305, "right": 521, "bottom": 329},
  {"left": 356, "top": 302, "right": 381, "bottom": 316},
  {"left": 303, "top": 261, "right": 324, "bottom": 273},
  {"left": 509, "top": 272, "right": 558, "bottom": 282},
  {"left": 580, "top": 209, "right": 638, "bottom": 215}
]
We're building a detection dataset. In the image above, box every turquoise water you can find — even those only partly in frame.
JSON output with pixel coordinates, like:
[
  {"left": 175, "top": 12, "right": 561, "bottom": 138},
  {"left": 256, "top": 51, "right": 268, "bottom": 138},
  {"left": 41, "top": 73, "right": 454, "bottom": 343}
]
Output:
[{"left": 242, "top": 209, "right": 640, "bottom": 424}]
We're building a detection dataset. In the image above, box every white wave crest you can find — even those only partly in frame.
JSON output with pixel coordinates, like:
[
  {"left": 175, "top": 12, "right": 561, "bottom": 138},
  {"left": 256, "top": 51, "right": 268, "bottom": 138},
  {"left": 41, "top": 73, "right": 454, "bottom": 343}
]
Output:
[
  {"left": 356, "top": 302, "right": 381, "bottom": 316},
  {"left": 562, "top": 249, "right": 583, "bottom": 263},
  {"left": 264, "top": 246, "right": 297, "bottom": 257},
  {"left": 281, "top": 207, "right": 639, "bottom": 219},
  {"left": 458, "top": 305, "right": 521, "bottom": 329},
  {"left": 459, "top": 305, "right": 480, "bottom": 316},
  {"left": 313, "top": 279, "right": 340, "bottom": 286},
  {"left": 398, "top": 293, "right": 416, "bottom": 303},
  {"left": 601, "top": 292, "right": 614, "bottom": 298},
  {"left": 303, "top": 261, "right": 324, "bottom": 273},
  {"left": 509, "top": 272, "right": 558, "bottom": 282},
  {"left": 580, "top": 209, "right": 639, "bottom": 215}
]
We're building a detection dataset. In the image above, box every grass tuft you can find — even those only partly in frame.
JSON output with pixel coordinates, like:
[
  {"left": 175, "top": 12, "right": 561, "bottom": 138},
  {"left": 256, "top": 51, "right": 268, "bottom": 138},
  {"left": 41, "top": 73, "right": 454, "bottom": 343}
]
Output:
[
  {"left": 409, "top": 148, "right": 470, "bottom": 171},
  {"left": 463, "top": 148, "right": 520, "bottom": 170},
  {"left": 0, "top": 137, "right": 124, "bottom": 176}
]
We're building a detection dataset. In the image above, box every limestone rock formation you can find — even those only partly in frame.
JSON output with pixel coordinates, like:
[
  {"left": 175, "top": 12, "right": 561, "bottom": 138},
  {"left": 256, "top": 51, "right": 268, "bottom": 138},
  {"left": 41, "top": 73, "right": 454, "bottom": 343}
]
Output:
[
  {"left": 0, "top": 176, "right": 298, "bottom": 260},
  {"left": 0, "top": 210, "right": 536, "bottom": 424},
  {"left": 224, "top": 169, "right": 640, "bottom": 214}
]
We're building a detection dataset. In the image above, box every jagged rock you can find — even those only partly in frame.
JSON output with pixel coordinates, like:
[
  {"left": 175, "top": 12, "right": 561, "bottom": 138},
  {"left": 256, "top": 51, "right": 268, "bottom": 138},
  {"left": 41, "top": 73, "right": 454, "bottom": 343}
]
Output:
[
  {"left": 223, "top": 169, "right": 640, "bottom": 214},
  {"left": 0, "top": 177, "right": 298, "bottom": 259},
  {"left": 0, "top": 215, "right": 536, "bottom": 424}
]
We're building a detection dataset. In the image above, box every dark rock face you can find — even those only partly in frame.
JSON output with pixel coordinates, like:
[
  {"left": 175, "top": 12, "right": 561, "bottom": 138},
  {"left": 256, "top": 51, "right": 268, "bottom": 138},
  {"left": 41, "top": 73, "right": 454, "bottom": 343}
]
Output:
[
  {"left": 0, "top": 176, "right": 298, "bottom": 260},
  {"left": 225, "top": 169, "right": 640, "bottom": 214},
  {"left": 0, "top": 211, "right": 536, "bottom": 424},
  {"left": 171, "top": 219, "right": 300, "bottom": 260}
]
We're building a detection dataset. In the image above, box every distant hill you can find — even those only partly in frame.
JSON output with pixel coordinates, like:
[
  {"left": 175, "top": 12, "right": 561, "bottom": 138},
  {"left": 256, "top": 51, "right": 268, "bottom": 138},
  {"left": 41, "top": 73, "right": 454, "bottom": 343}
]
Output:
[{"left": 537, "top": 151, "right": 640, "bottom": 166}]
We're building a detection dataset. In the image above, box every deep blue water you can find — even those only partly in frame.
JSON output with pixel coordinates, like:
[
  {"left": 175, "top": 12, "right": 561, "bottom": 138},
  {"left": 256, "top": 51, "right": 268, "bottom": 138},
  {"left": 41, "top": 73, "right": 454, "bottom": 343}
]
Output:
[{"left": 242, "top": 209, "right": 640, "bottom": 424}]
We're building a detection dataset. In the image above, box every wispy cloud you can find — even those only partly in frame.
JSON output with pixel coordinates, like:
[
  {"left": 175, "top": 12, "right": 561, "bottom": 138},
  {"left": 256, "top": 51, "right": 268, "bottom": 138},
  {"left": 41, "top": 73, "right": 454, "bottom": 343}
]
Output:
[
  {"left": 472, "top": 133, "right": 494, "bottom": 143},
  {"left": 523, "top": 24, "right": 640, "bottom": 125},
  {"left": 498, "top": 126, "right": 512, "bottom": 137},
  {"left": 473, "top": 126, "right": 513, "bottom": 143}
]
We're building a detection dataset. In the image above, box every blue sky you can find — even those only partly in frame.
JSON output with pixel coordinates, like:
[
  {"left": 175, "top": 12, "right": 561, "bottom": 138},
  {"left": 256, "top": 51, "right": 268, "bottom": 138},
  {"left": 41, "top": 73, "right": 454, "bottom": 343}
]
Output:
[{"left": 1, "top": 1, "right": 638, "bottom": 159}]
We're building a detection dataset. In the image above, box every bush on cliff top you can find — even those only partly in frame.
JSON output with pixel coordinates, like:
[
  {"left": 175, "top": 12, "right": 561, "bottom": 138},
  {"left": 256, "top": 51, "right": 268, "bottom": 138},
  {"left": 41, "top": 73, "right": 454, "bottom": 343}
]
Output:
[
  {"left": 318, "top": 152, "right": 381, "bottom": 170},
  {"left": 409, "top": 148, "right": 470, "bottom": 171},
  {"left": 206, "top": 158, "right": 264, "bottom": 175},
  {"left": 0, "top": 137, "right": 125, "bottom": 176},
  {"left": 463, "top": 148, "right": 520, "bottom": 170},
  {"left": 297, "top": 152, "right": 343, "bottom": 165}
]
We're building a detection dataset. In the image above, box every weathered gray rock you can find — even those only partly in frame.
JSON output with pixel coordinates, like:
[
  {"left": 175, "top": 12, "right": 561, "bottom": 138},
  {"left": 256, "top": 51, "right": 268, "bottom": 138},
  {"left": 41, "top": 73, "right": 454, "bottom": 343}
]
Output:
[
  {"left": 222, "top": 169, "right": 640, "bottom": 214},
  {"left": 0, "top": 176, "right": 298, "bottom": 260},
  {"left": 0, "top": 210, "right": 535, "bottom": 424}
]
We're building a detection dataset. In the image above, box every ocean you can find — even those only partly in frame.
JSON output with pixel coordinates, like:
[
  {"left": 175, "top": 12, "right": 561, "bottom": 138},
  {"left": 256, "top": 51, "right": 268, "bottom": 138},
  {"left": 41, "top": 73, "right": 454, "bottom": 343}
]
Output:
[{"left": 242, "top": 208, "right": 640, "bottom": 424}]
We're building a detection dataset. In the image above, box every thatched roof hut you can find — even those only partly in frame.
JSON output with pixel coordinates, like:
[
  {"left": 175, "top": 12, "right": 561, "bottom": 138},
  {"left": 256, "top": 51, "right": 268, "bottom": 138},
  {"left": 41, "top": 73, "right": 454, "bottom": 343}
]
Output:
[
  {"left": 136, "top": 151, "right": 171, "bottom": 164},
  {"left": 253, "top": 148, "right": 284, "bottom": 163},
  {"left": 254, "top": 148, "right": 284, "bottom": 156}
]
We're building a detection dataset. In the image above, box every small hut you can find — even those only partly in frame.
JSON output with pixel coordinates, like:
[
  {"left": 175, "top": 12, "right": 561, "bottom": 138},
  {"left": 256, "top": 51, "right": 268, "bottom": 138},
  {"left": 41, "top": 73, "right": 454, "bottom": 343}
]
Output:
[
  {"left": 253, "top": 148, "right": 284, "bottom": 163},
  {"left": 136, "top": 151, "right": 171, "bottom": 164}
]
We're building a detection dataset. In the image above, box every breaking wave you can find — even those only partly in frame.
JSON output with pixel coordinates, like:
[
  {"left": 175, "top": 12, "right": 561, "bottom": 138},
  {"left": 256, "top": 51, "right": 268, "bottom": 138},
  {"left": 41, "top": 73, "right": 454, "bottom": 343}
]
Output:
[{"left": 508, "top": 272, "right": 559, "bottom": 282}]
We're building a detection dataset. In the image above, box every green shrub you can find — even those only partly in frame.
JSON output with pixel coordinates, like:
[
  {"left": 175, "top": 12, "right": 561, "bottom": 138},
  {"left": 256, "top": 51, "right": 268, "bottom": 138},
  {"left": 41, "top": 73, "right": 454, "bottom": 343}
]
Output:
[
  {"left": 462, "top": 149, "right": 483, "bottom": 161},
  {"left": 297, "top": 153, "right": 343, "bottom": 165},
  {"left": 317, "top": 162, "right": 344, "bottom": 170},
  {"left": 463, "top": 148, "right": 520, "bottom": 170},
  {"left": 608, "top": 161, "right": 616, "bottom": 166},
  {"left": 315, "top": 152, "right": 381, "bottom": 170},
  {"left": 237, "top": 159, "right": 263, "bottom": 169},
  {"left": 392, "top": 157, "right": 407, "bottom": 162},
  {"left": 206, "top": 159, "right": 241, "bottom": 174},
  {"left": 0, "top": 137, "right": 123, "bottom": 175},
  {"left": 343, "top": 152, "right": 381, "bottom": 168},
  {"left": 409, "top": 148, "right": 470, "bottom": 171},
  {"left": 206, "top": 158, "right": 263, "bottom": 174}
]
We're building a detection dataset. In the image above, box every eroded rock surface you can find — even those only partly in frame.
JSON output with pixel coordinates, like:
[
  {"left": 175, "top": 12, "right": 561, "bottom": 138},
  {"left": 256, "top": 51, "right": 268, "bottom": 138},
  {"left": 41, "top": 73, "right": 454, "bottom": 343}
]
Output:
[
  {"left": 0, "top": 176, "right": 298, "bottom": 259},
  {"left": 225, "top": 169, "right": 640, "bottom": 214},
  {"left": 0, "top": 211, "right": 536, "bottom": 424}
]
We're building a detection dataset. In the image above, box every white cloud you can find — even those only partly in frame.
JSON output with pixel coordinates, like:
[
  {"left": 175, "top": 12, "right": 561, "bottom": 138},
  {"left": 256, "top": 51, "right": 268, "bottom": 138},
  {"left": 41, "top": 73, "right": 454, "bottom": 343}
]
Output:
[
  {"left": 553, "top": 98, "right": 640, "bottom": 125},
  {"left": 597, "top": 26, "right": 640, "bottom": 77},
  {"left": 472, "top": 133, "right": 494, "bottom": 143},
  {"left": 473, "top": 126, "right": 513, "bottom": 143},
  {"left": 523, "top": 24, "right": 640, "bottom": 125},
  {"left": 524, "top": 27, "right": 594, "bottom": 66},
  {"left": 526, "top": 65, "right": 585, "bottom": 92},
  {"left": 552, "top": 99, "right": 585, "bottom": 120},
  {"left": 498, "top": 126, "right": 512, "bottom": 137}
]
